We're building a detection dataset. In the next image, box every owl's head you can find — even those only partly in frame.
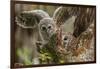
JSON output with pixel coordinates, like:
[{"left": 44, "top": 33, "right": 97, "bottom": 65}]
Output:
[
  {"left": 62, "top": 32, "right": 75, "bottom": 49},
  {"left": 39, "top": 18, "right": 56, "bottom": 41}
]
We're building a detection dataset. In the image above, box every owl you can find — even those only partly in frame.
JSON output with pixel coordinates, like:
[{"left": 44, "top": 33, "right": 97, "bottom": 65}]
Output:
[
  {"left": 61, "top": 22, "right": 95, "bottom": 62},
  {"left": 15, "top": 6, "right": 71, "bottom": 65},
  {"left": 62, "top": 32, "right": 77, "bottom": 52}
]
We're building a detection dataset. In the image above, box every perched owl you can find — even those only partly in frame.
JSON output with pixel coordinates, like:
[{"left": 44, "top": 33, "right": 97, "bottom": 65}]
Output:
[
  {"left": 15, "top": 6, "right": 71, "bottom": 65},
  {"left": 61, "top": 22, "right": 95, "bottom": 62}
]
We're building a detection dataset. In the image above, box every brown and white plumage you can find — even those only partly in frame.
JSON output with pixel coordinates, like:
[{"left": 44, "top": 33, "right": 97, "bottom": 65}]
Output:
[
  {"left": 60, "top": 22, "right": 95, "bottom": 62},
  {"left": 15, "top": 5, "right": 95, "bottom": 64}
]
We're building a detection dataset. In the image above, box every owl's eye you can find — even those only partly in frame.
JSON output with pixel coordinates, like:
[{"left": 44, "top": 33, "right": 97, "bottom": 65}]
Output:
[
  {"left": 48, "top": 25, "right": 51, "bottom": 29},
  {"left": 64, "top": 37, "right": 68, "bottom": 40},
  {"left": 41, "top": 26, "right": 46, "bottom": 31}
]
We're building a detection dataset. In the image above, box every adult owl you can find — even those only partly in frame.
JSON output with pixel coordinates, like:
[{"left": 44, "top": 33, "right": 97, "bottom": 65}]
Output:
[{"left": 15, "top": 6, "right": 71, "bottom": 65}]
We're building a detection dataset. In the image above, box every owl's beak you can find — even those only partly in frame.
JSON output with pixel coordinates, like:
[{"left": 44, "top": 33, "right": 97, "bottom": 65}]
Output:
[{"left": 44, "top": 29, "right": 50, "bottom": 38}]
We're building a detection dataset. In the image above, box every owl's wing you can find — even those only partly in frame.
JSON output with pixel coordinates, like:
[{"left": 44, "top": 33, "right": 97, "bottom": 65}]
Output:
[
  {"left": 73, "top": 7, "right": 96, "bottom": 37},
  {"left": 15, "top": 10, "right": 50, "bottom": 29},
  {"left": 53, "top": 6, "right": 95, "bottom": 37},
  {"left": 73, "top": 21, "right": 95, "bottom": 56},
  {"left": 53, "top": 7, "right": 71, "bottom": 27}
]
